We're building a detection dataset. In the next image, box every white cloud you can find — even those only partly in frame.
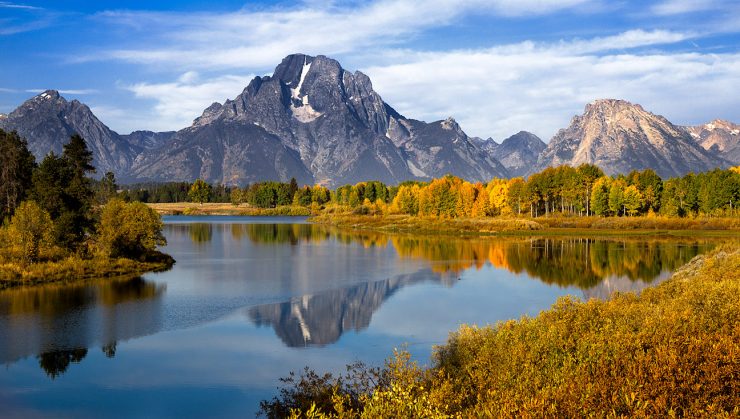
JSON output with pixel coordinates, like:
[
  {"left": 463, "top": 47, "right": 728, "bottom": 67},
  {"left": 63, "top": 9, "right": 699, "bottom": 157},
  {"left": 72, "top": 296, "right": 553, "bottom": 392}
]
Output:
[
  {"left": 651, "top": 0, "right": 724, "bottom": 15},
  {"left": 120, "top": 73, "right": 254, "bottom": 132},
  {"left": 363, "top": 45, "right": 740, "bottom": 140},
  {"left": 82, "top": 0, "right": 595, "bottom": 71},
  {"left": 0, "top": 2, "right": 43, "bottom": 10}
]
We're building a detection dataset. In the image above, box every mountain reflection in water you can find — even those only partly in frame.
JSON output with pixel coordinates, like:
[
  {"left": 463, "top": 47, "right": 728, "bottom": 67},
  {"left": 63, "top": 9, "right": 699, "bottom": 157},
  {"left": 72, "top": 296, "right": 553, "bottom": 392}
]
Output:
[{"left": 237, "top": 223, "right": 715, "bottom": 347}]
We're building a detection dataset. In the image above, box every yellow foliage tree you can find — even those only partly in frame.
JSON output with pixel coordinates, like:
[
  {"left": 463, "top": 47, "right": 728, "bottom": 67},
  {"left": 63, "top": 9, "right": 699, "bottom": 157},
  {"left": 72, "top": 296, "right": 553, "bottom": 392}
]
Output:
[
  {"left": 97, "top": 199, "right": 166, "bottom": 259},
  {"left": 6, "top": 200, "right": 54, "bottom": 264}
]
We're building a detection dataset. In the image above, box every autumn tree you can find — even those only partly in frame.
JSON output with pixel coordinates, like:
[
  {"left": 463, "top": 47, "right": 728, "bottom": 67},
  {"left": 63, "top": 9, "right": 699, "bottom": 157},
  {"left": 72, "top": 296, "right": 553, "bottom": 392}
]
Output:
[
  {"left": 188, "top": 179, "right": 212, "bottom": 204},
  {"left": 623, "top": 185, "right": 643, "bottom": 216},
  {"left": 6, "top": 201, "right": 54, "bottom": 264},
  {"left": 97, "top": 199, "right": 166, "bottom": 259}
]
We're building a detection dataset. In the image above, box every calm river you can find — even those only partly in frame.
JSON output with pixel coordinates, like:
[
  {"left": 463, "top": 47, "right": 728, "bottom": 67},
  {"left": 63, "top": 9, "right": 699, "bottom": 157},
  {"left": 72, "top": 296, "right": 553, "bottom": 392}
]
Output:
[{"left": 0, "top": 216, "right": 723, "bottom": 417}]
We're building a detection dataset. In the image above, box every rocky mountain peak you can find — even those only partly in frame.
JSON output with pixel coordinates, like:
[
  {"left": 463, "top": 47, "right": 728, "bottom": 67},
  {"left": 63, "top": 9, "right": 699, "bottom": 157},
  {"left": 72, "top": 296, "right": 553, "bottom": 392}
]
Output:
[
  {"left": 481, "top": 131, "right": 545, "bottom": 177},
  {"left": 0, "top": 90, "right": 138, "bottom": 176},
  {"left": 34, "top": 89, "right": 61, "bottom": 102},
  {"left": 441, "top": 116, "right": 460, "bottom": 131},
  {"left": 537, "top": 99, "right": 729, "bottom": 177},
  {"left": 685, "top": 119, "right": 740, "bottom": 164}
]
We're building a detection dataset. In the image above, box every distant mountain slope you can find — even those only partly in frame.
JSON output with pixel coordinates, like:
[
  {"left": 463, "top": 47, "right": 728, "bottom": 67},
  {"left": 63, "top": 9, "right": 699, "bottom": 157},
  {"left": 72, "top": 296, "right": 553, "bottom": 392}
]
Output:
[
  {"left": 684, "top": 120, "right": 740, "bottom": 165},
  {"left": 130, "top": 121, "right": 314, "bottom": 185},
  {"left": 536, "top": 99, "right": 729, "bottom": 178},
  {"left": 0, "top": 90, "right": 138, "bottom": 175},
  {"left": 475, "top": 131, "right": 545, "bottom": 177}
]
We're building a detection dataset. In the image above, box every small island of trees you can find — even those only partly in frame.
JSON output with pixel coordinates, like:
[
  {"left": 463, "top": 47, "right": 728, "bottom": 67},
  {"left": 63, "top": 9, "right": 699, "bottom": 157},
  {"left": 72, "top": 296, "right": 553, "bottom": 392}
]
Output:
[{"left": 0, "top": 129, "right": 172, "bottom": 288}]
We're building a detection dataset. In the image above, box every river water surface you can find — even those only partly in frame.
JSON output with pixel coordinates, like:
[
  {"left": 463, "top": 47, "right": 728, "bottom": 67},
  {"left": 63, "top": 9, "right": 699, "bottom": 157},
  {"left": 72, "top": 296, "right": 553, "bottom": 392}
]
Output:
[{"left": 0, "top": 216, "right": 723, "bottom": 417}]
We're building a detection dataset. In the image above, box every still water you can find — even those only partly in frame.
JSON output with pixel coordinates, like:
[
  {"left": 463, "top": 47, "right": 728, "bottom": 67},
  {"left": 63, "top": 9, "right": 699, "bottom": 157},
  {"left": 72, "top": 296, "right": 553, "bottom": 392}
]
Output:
[{"left": 0, "top": 216, "right": 723, "bottom": 417}]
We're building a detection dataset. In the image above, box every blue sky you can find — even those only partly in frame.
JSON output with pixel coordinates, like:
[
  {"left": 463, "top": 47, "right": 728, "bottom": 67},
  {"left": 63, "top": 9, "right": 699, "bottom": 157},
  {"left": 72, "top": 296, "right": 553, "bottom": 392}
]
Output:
[{"left": 1, "top": 0, "right": 739, "bottom": 141}]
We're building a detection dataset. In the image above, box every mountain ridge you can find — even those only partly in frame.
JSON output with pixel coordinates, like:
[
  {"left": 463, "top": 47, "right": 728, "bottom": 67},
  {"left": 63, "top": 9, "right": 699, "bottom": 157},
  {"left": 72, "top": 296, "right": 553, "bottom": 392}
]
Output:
[{"left": 1, "top": 60, "right": 736, "bottom": 185}]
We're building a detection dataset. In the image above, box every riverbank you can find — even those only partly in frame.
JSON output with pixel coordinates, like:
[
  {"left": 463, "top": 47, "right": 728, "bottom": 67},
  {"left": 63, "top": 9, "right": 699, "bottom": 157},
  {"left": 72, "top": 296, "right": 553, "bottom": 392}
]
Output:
[
  {"left": 262, "top": 244, "right": 740, "bottom": 417},
  {"left": 0, "top": 251, "right": 174, "bottom": 290},
  {"left": 147, "top": 202, "right": 311, "bottom": 216},
  {"left": 310, "top": 213, "right": 740, "bottom": 237}
]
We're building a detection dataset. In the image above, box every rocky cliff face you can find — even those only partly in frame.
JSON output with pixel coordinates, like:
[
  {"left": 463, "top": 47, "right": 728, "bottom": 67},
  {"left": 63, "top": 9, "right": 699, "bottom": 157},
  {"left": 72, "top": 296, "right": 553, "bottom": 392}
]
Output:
[
  {"left": 536, "top": 99, "right": 729, "bottom": 178},
  {"left": 132, "top": 54, "right": 508, "bottom": 185},
  {"left": 475, "top": 131, "right": 545, "bottom": 177},
  {"left": 684, "top": 119, "right": 740, "bottom": 165},
  {"left": 120, "top": 130, "right": 176, "bottom": 150},
  {"left": 0, "top": 90, "right": 138, "bottom": 175}
]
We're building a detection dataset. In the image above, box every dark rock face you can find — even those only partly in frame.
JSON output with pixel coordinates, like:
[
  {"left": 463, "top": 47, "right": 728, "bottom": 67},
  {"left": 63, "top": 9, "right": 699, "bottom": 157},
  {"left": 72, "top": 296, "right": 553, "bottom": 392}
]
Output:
[
  {"left": 388, "top": 117, "right": 509, "bottom": 180},
  {"left": 0, "top": 90, "right": 137, "bottom": 175},
  {"left": 684, "top": 120, "right": 740, "bottom": 165},
  {"left": 138, "top": 54, "right": 508, "bottom": 186},
  {"left": 476, "top": 131, "right": 546, "bottom": 177},
  {"left": 121, "top": 130, "right": 176, "bottom": 150},
  {"left": 536, "top": 99, "right": 730, "bottom": 178},
  {"left": 130, "top": 121, "right": 314, "bottom": 185}
]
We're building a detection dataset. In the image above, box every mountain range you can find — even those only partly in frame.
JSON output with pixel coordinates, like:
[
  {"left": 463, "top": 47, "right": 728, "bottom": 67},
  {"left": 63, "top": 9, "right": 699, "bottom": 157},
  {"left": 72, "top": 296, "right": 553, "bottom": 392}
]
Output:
[{"left": 0, "top": 54, "right": 736, "bottom": 185}]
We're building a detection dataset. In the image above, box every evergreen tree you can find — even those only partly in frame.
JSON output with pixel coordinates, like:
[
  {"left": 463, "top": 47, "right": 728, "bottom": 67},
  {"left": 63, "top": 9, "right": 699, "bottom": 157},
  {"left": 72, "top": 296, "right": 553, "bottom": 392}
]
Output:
[
  {"left": 95, "top": 171, "right": 118, "bottom": 204},
  {"left": 0, "top": 129, "right": 37, "bottom": 221}
]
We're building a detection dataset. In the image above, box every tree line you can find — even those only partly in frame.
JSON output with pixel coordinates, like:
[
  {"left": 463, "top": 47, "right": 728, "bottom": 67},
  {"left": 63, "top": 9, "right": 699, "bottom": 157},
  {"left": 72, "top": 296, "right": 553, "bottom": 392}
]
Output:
[
  {"left": 384, "top": 164, "right": 740, "bottom": 218},
  {"left": 121, "top": 162, "right": 739, "bottom": 219}
]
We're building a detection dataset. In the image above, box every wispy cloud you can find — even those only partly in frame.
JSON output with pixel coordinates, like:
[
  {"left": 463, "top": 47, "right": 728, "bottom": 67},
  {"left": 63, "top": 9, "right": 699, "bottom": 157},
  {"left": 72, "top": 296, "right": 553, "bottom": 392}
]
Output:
[
  {"left": 0, "top": 2, "right": 43, "bottom": 10},
  {"left": 0, "top": 1, "right": 58, "bottom": 35},
  {"left": 80, "top": 0, "right": 597, "bottom": 71},
  {"left": 121, "top": 72, "right": 254, "bottom": 132},
  {"left": 651, "top": 0, "right": 726, "bottom": 15}
]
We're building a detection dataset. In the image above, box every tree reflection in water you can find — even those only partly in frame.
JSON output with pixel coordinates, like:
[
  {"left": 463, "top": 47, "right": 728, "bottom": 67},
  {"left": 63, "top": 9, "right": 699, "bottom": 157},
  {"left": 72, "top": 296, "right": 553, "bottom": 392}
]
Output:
[
  {"left": 239, "top": 223, "right": 724, "bottom": 348},
  {"left": 0, "top": 276, "right": 165, "bottom": 378}
]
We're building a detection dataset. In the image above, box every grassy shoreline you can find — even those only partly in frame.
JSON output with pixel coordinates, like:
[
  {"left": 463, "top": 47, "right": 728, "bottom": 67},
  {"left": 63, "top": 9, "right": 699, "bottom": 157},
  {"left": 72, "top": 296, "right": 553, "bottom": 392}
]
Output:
[
  {"left": 146, "top": 203, "right": 739, "bottom": 237},
  {"left": 309, "top": 213, "right": 740, "bottom": 238},
  {"left": 0, "top": 251, "right": 174, "bottom": 290},
  {"left": 147, "top": 202, "right": 311, "bottom": 216}
]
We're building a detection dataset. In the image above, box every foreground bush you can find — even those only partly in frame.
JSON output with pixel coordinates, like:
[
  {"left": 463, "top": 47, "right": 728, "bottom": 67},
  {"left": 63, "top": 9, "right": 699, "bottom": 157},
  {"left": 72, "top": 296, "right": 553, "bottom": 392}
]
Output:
[{"left": 263, "top": 246, "right": 740, "bottom": 418}]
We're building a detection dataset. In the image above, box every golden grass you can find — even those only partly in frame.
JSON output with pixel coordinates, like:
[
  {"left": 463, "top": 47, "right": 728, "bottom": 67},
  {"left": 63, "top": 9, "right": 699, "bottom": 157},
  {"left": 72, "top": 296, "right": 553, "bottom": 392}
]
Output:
[
  {"left": 0, "top": 252, "right": 174, "bottom": 289},
  {"left": 147, "top": 202, "right": 311, "bottom": 216}
]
